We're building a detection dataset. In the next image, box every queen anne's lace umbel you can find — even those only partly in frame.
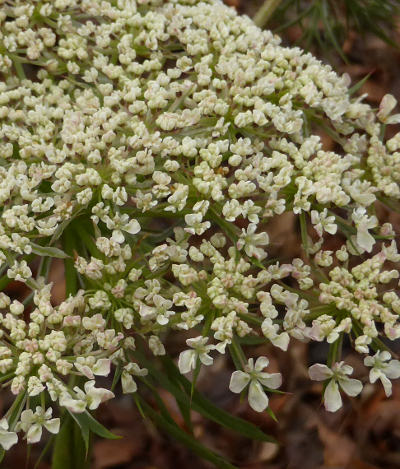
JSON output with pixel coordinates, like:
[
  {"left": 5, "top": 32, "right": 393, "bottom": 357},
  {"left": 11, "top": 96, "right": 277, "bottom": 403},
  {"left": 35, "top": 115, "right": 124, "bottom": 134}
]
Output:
[{"left": 0, "top": 0, "right": 399, "bottom": 449}]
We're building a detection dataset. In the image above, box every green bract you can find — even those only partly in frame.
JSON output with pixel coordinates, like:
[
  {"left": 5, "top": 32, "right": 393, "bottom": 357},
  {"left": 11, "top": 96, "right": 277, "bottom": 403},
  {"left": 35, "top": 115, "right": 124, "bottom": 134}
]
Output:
[{"left": 0, "top": 0, "right": 399, "bottom": 464}]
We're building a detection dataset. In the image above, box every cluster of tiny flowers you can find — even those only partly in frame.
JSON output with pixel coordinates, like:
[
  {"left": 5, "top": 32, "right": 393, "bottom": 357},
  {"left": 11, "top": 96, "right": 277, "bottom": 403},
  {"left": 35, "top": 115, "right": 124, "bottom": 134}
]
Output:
[{"left": 0, "top": 0, "right": 399, "bottom": 449}]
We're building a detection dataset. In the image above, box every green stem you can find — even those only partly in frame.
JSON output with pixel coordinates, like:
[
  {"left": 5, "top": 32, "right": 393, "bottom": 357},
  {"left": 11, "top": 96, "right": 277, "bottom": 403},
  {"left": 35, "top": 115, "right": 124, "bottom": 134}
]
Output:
[
  {"left": 299, "top": 212, "right": 309, "bottom": 256},
  {"left": 327, "top": 334, "right": 343, "bottom": 367},
  {"left": 62, "top": 229, "right": 78, "bottom": 297},
  {"left": 253, "top": 0, "right": 283, "bottom": 27}
]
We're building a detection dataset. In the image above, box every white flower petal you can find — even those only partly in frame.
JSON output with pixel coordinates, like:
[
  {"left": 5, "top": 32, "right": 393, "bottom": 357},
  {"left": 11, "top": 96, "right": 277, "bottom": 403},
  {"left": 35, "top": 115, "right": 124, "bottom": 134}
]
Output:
[
  {"left": 271, "top": 332, "right": 290, "bottom": 351},
  {"left": 357, "top": 230, "right": 375, "bottom": 253},
  {"left": 44, "top": 418, "right": 60, "bottom": 435},
  {"left": 378, "top": 94, "right": 397, "bottom": 120},
  {"left": 308, "top": 364, "right": 333, "bottom": 381},
  {"left": 215, "top": 342, "right": 227, "bottom": 354},
  {"left": 258, "top": 372, "right": 282, "bottom": 390},
  {"left": 0, "top": 430, "right": 18, "bottom": 450},
  {"left": 0, "top": 419, "right": 9, "bottom": 431},
  {"left": 385, "top": 360, "right": 400, "bottom": 379},
  {"left": 339, "top": 363, "right": 354, "bottom": 376},
  {"left": 380, "top": 374, "right": 393, "bottom": 397},
  {"left": 339, "top": 377, "right": 362, "bottom": 397},
  {"left": 386, "top": 114, "right": 400, "bottom": 125},
  {"left": 19, "top": 410, "right": 34, "bottom": 429},
  {"left": 254, "top": 356, "right": 269, "bottom": 372},
  {"left": 60, "top": 396, "right": 86, "bottom": 413},
  {"left": 363, "top": 356, "right": 374, "bottom": 367},
  {"left": 324, "top": 379, "right": 342, "bottom": 412},
  {"left": 248, "top": 380, "right": 269, "bottom": 412},
  {"left": 124, "top": 219, "right": 141, "bottom": 235},
  {"left": 178, "top": 350, "right": 196, "bottom": 375},
  {"left": 379, "top": 351, "right": 392, "bottom": 362},
  {"left": 75, "top": 363, "right": 94, "bottom": 379},
  {"left": 369, "top": 368, "right": 381, "bottom": 384},
  {"left": 199, "top": 352, "right": 213, "bottom": 367},
  {"left": 86, "top": 386, "right": 114, "bottom": 410},
  {"left": 229, "top": 370, "right": 250, "bottom": 393},
  {"left": 111, "top": 229, "right": 125, "bottom": 244},
  {"left": 121, "top": 372, "right": 137, "bottom": 394},
  {"left": 27, "top": 424, "right": 42, "bottom": 444},
  {"left": 93, "top": 358, "right": 111, "bottom": 377}
]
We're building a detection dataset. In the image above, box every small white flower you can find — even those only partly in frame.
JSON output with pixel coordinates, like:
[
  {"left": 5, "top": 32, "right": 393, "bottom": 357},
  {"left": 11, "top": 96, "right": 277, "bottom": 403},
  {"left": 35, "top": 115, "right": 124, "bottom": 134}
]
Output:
[
  {"left": 237, "top": 224, "right": 269, "bottom": 260},
  {"left": 222, "top": 199, "right": 242, "bottom": 222},
  {"left": 229, "top": 357, "right": 282, "bottom": 412},
  {"left": 184, "top": 213, "right": 211, "bottom": 236},
  {"left": 308, "top": 362, "right": 362, "bottom": 412},
  {"left": 364, "top": 351, "right": 400, "bottom": 397},
  {"left": 0, "top": 419, "right": 18, "bottom": 450},
  {"left": 121, "top": 363, "right": 148, "bottom": 394},
  {"left": 17, "top": 407, "right": 60, "bottom": 444},
  {"left": 311, "top": 209, "right": 337, "bottom": 238},
  {"left": 63, "top": 381, "right": 114, "bottom": 412},
  {"left": 351, "top": 207, "right": 378, "bottom": 253},
  {"left": 261, "top": 318, "right": 290, "bottom": 351},
  {"left": 104, "top": 213, "right": 140, "bottom": 243},
  {"left": 178, "top": 336, "right": 215, "bottom": 374}
]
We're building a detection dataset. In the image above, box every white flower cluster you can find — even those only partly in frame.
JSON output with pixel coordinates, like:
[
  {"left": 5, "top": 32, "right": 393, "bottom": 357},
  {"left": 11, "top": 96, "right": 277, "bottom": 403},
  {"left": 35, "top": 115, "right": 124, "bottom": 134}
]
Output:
[{"left": 0, "top": 0, "right": 399, "bottom": 450}]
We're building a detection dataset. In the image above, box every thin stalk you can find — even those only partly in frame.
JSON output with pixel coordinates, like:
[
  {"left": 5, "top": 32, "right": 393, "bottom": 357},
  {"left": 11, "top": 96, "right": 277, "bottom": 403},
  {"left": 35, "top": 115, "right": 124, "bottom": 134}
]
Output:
[
  {"left": 62, "top": 229, "right": 78, "bottom": 297},
  {"left": 253, "top": 0, "right": 283, "bottom": 28}
]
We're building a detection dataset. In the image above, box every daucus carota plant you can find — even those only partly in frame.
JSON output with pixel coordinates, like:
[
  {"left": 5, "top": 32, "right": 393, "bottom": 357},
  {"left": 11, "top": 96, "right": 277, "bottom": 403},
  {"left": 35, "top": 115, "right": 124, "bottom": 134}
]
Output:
[{"left": 0, "top": 0, "right": 400, "bottom": 466}]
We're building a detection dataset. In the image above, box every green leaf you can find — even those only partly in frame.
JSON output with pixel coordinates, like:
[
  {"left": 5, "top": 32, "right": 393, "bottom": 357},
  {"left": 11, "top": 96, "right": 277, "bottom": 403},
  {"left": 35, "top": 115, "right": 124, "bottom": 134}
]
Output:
[
  {"left": 266, "top": 407, "right": 278, "bottom": 422},
  {"left": 71, "top": 411, "right": 120, "bottom": 441},
  {"left": 49, "top": 208, "right": 84, "bottom": 245},
  {"left": 238, "top": 335, "right": 267, "bottom": 345},
  {"left": 111, "top": 364, "right": 122, "bottom": 392},
  {"left": 52, "top": 415, "right": 88, "bottom": 469},
  {"left": 13, "top": 59, "right": 26, "bottom": 80},
  {"left": 31, "top": 243, "right": 70, "bottom": 259},
  {"left": 136, "top": 395, "right": 238, "bottom": 469},
  {"left": 348, "top": 72, "right": 372, "bottom": 96},
  {"left": 50, "top": 219, "right": 73, "bottom": 245},
  {"left": 7, "top": 391, "right": 27, "bottom": 427},
  {"left": 0, "top": 275, "right": 12, "bottom": 291},
  {"left": 73, "top": 221, "right": 102, "bottom": 258},
  {"left": 228, "top": 338, "right": 247, "bottom": 370},
  {"left": 69, "top": 412, "right": 90, "bottom": 455}
]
